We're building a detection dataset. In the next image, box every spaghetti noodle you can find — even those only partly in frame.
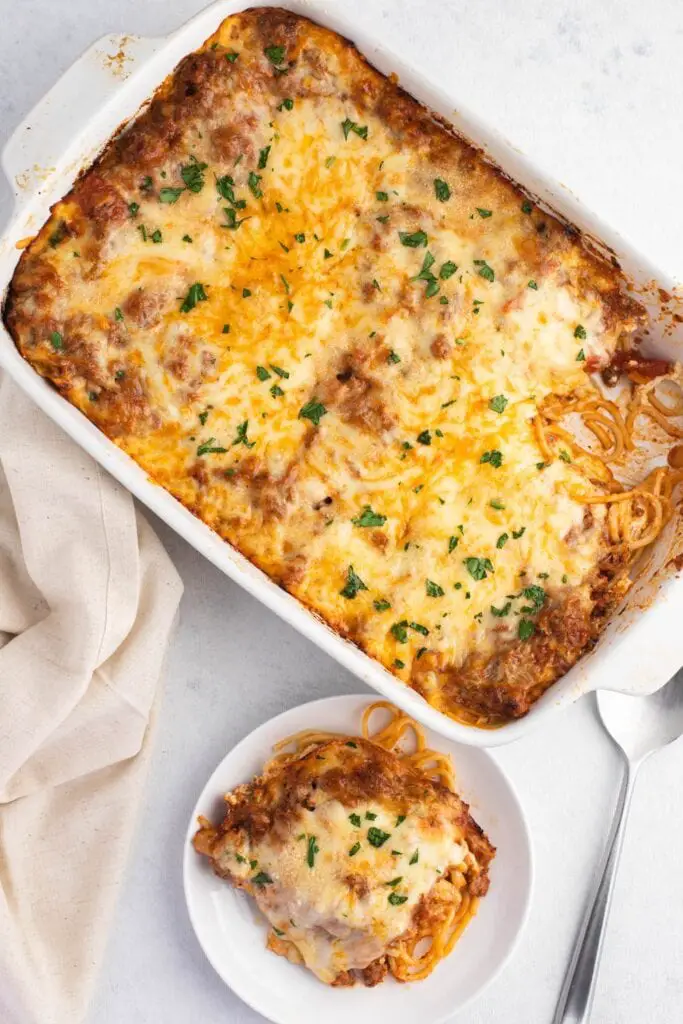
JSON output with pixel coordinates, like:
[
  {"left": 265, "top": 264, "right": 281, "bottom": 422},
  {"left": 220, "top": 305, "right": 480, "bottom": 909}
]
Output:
[{"left": 536, "top": 369, "right": 683, "bottom": 556}]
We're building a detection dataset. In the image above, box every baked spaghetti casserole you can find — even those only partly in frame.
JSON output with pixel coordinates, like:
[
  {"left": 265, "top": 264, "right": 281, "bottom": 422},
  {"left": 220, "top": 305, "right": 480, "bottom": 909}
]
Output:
[{"left": 6, "top": 7, "right": 683, "bottom": 725}]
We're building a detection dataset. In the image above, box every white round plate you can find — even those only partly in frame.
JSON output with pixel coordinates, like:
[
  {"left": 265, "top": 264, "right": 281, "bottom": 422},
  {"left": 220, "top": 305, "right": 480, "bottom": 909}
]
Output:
[{"left": 183, "top": 694, "right": 533, "bottom": 1024}]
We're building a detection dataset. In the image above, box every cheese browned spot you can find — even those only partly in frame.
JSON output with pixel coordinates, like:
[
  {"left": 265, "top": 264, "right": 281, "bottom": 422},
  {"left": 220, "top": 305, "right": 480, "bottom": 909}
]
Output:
[
  {"left": 4, "top": 7, "right": 645, "bottom": 725},
  {"left": 193, "top": 737, "right": 494, "bottom": 986}
]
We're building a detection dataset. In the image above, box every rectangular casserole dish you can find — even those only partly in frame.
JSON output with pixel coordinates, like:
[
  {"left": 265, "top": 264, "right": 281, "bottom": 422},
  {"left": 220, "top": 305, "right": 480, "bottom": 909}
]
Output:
[{"left": 1, "top": 0, "right": 682, "bottom": 747}]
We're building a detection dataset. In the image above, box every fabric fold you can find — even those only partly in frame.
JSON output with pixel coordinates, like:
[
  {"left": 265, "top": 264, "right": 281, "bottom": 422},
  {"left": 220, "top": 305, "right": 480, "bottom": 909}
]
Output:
[{"left": 0, "top": 375, "right": 183, "bottom": 1024}]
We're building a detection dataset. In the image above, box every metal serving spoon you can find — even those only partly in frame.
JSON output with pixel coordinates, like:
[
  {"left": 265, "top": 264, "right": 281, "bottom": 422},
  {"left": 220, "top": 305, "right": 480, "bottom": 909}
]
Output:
[{"left": 553, "top": 669, "right": 683, "bottom": 1024}]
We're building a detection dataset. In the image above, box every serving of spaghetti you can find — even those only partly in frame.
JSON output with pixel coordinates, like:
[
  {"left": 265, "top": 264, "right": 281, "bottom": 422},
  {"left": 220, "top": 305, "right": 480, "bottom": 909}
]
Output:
[{"left": 192, "top": 701, "right": 494, "bottom": 986}]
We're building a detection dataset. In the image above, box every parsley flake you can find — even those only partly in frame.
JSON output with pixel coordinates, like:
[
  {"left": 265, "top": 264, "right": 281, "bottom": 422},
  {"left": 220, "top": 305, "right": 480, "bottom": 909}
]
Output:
[
  {"left": 299, "top": 399, "right": 327, "bottom": 426},
  {"left": 352, "top": 505, "right": 387, "bottom": 528},
  {"left": 434, "top": 178, "right": 451, "bottom": 202},
  {"left": 340, "top": 565, "right": 367, "bottom": 599}
]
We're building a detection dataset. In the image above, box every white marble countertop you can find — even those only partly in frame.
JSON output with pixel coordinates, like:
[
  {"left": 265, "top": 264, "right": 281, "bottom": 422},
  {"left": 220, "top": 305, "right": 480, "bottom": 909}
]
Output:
[{"left": 2, "top": 1, "right": 683, "bottom": 1022}]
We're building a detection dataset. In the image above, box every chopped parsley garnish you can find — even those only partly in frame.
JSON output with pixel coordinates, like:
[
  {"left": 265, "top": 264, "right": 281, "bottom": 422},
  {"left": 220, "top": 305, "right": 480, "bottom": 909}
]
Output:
[
  {"left": 474, "top": 259, "right": 495, "bottom": 282},
  {"left": 306, "top": 835, "right": 319, "bottom": 868},
  {"left": 387, "top": 349, "right": 401, "bottom": 364},
  {"left": 349, "top": 813, "right": 362, "bottom": 827},
  {"left": 464, "top": 557, "right": 494, "bottom": 581},
  {"left": 180, "top": 282, "right": 208, "bottom": 312},
  {"left": 522, "top": 585, "right": 546, "bottom": 609},
  {"left": 341, "top": 118, "right": 368, "bottom": 140},
  {"left": 352, "top": 505, "right": 387, "bottom": 527},
  {"left": 574, "top": 324, "right": 587, "bottom": 340},
  {"left": 385, "top": 876, "right": 403, "bottom": 887},
  {"left": 417, "top": 429, "right": 432, "bottom": 446},
  {"left": 476, "top": 207, "right": 492, "bottom": 218},
  {"left": 270, "top": 364, "right": 289, "bottom": 378},
  {"left": 409, "top": 850, "right": 419, "bottom": 865},
  {"left": 521, "top": 200, "right": 533, "bottom": 214},
  {"left": 440, "top": 260, "right": 458, "bottom": 279},
  {"left": 150, "top": 229, "right": 162, "bottom": 244},
  {"left": 277, "top": 97, "right": 294, "bottom": 111},
  {"left": 198, "top": 409, "right": 209, "bottom": 426},
  {"left": 367, "top": 827, "right": 391, "bottom": 848},
  {"left": 197, "top": 437, "right": 227, "bottom": 456},
  {"left": 225, "top": 51, "right": 239, "bottom": 63},
  {"left": 559, "top": 449, "right": 572, "bottom": 463},
  {"left": 349, "top": 842, "right": 361, "bottom": 857},
  {"left": 448, "top": 536, "right": 459, "bottom": 553},
  {"left": 489, "top": 394, "right": 508, "bottom": 414},
  {"left": 323, "top": 248, "right": 333, "bottom": 259},
  {"left": 434, "top": 178, "right": 451, "bottom": 202},
  {"left": 243, "top": 288, "right": 252, "bottom": 298},
  {"left": 518, "top": 618, "right": 535, "bottom": 641},
  {"left": 216, "top": 174, "right": 247, "bottom": 208},
  {"left": 528, "top": 279, "right": 538, "bottom": 290},
  {"left": 256, "top": 365, "right": 271, "bottom": 381},
  {"left": 490, "top": 498, "right": 506, "bottom": 510},
  {"left": 365, "top": 811, "right": 377, "bottom": 821},
  {"left": 395, "top": 815, "right": 406, "bottom": 827},
  {"left": 325, "top": 156, "right": 336, "bottom": 168},
  {"left": 222, "top": 324, "right": 231, "bottom": 334},
  {"left": 512, "top": 526, "right": 526, "bottom": 539},
  {"left": 399, "top": 229, "right": 428, "bottom": 248},
  {"left": 128, "top": 201, "right": 139, "bottom": 217},
  {"left": 393, "top": 659, "right": 405, "bottom": 669},
  {"left": 576, "top": 348, "right": 586, "bottom": 361},
  {"left": 182, "top": 234, "right": 193, "bottom": 242},
  {"left": 426, "top": 579, "right": 445, "bottom": 597},
  {"left": 270, "top": 384, "right": 284, "bottom": 397},
  {"left": 181, "top": 155, "right": 208, "bottom": 193},
  {"left": 258, "top": 145, "right": 271, "bottom": 170},
  {"left": 340, "top": 565, "right": 368, "bottom": 599},
  {"left": 374, "top": 599, "right": 391, "bottom": 612},
  {"left": 137, "top": 225, "right": 147, "bottom": 242},
  {"left": 391, "top": 621, "right": 409, "bottom": 643},
  {"left": 252, "top": 871, "right": 273, "bottom": 887},
  {"left": 232, "top": 420, "right": 255, "bottom": 448},
  {"left": 299, "top": 399, "right": 327, "bottom": 426},
  {"left": 491, "top": 602, "right": 511, "bottom": 617},
  {"left": 376, "top": 190, "right": 389, "bottom": 202},
  {"left": 496, "top": 533, "right": 509, "bottom": 549},
  {"left": 140, "top": 176, "right": 153, "bottom": 192},
  {"left": 280, "top": 274, "right": 290, "bottom": 293},
  {"left": 410, "top": 621, "right": 429, "bottom": 636},
  {"left": 294, "top": 232, "right": 305, "bottom": 243},
  {"left": 388, "top": 892, "right": 408, "bottom": 906},
  {"left": 49, "top": 331, "right": 64, "bottom": 351},
  {"left": 114, "top": 307, "right": 124, "bottom": 322},
  {"left": 480, "top": 449, "right": 503, "bottom": 467},
  {"left": 273, "top": 927, "right": 285, "bottom": 937},
  {"left": 264, "top": 44, "right": 286, "bottom": 65},
  {"left": 223, "top": 207, "right": 243, "bottom": 231},
  {"left": 248, "top": 171, "right": 263, "bottom": 198}
]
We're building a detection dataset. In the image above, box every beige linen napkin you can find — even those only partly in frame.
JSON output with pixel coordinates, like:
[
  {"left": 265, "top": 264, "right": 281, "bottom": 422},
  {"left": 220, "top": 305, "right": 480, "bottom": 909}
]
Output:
[{"left": 0, "top": 375, "right": 183, "bottom": 1024}]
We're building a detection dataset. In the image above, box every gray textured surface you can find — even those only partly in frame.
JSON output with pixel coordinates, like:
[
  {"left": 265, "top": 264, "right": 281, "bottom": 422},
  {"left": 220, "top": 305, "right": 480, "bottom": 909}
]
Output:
[{"left": 1, "top": 2, "right": 683, "bottom": 1022}]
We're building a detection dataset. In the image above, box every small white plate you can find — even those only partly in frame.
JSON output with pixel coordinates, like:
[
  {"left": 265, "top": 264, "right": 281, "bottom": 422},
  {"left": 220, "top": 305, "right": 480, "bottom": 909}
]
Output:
[{"left": 183, "top": 695, "right": 533, "bottom": 1024}]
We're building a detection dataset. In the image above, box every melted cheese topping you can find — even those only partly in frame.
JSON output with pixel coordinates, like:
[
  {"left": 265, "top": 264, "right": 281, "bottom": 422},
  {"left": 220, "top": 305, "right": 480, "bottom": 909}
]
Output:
[
  {"left": 8, "top": 10, "right": 643, "bottom": 721},
  {"left": 225, "top": 797, "right": 467, "bottom": 982}
]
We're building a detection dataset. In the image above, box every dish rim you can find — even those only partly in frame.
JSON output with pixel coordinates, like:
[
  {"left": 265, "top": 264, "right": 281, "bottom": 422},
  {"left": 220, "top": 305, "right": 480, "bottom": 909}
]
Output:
[
  {"left": 182, "top": 692, "right": 534, "bottom": 1023},
  {"left": 2, "top": 0, "right": 683, "bottom": 748}
]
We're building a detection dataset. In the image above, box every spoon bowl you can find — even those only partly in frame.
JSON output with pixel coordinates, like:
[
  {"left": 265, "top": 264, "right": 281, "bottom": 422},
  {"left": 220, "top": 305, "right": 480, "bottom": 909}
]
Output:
[{"left": 597, "top": 666, "right": 683, "bottom": 764}]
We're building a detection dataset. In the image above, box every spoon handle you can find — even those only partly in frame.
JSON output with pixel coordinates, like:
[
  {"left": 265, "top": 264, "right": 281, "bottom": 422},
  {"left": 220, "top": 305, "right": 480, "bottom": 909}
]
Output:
[{"left": 552, "top": 759, "right": 638, "bottom": 1024}]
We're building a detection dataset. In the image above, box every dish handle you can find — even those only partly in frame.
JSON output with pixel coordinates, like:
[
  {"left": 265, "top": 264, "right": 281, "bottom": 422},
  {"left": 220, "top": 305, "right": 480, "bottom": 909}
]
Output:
[{"left": 1, "top": 33, "right": 164, "bottom": 209}]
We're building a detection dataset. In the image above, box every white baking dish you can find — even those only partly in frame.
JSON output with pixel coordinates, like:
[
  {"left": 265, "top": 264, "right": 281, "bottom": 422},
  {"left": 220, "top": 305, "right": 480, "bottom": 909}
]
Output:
[{"left": 1, "top": 0, "right": 682, "bottom": 747}]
